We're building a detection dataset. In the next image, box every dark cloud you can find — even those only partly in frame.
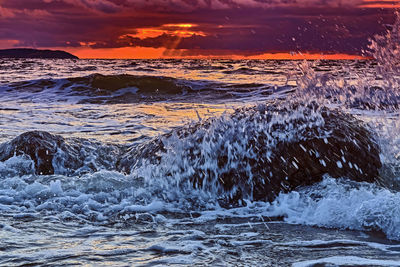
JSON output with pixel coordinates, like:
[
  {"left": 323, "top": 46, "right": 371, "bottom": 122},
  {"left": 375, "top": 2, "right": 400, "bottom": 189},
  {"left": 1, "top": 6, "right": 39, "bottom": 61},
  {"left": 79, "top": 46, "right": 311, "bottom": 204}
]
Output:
[
  {"left": 57, "top": 0, "right": 121, "bottom": 13},
  {"left": 0, "top": 0, "right": 395, "bottom": 55}
]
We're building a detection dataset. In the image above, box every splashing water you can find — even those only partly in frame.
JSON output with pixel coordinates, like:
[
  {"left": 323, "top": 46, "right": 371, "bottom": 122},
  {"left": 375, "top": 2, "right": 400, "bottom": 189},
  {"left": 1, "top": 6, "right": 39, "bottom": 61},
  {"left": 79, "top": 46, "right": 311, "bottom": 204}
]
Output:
[
  {"left": 292, "top": 13, "right": 400, "bottom": 112},
  {"left": 368, "top": 11, "right": 400, "bottom": 83},
  {"left": 2, "top": 14, "right": 400, "bottom": 266}
]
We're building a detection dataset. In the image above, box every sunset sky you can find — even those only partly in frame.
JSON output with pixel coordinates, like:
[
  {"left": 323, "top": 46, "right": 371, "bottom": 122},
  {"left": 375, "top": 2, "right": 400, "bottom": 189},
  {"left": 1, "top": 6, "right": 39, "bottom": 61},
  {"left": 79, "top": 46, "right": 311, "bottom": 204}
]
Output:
[{"left": 0, "top": 0, "right": 397, "bottom": 59}]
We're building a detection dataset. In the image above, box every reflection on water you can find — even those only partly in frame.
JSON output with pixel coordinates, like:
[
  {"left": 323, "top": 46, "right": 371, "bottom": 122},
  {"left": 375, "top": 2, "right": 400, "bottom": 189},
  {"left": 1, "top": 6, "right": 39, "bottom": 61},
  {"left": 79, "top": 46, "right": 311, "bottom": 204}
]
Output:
[
  {"left": 0, "top": 101, "right": 243, "bottom": 144},
  {"left": 2, "top": 215, "right": 400, "bottom": 266},
  {"left": 0, "top": 59, "right": 297, "bottom": 86}
]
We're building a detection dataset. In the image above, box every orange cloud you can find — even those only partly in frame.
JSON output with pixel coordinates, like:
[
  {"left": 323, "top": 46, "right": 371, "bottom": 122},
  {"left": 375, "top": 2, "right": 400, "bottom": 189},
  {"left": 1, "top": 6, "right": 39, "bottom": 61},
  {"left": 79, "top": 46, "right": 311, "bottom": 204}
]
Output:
[
  {"left": 362, "top": 0, "right": 399, "bottom": 2},
  {"left": 360, "top": 0, "right": 400, "bottom": 8},
  {"left": 361, "top": 4, "right": 400, "bottom": 8},
  {"left": 79, "top": 41, "right": 97, "bottom": 47},
  {"left": 122, "top": 23, "right": 206, "bottom": 40},
  {"left": 0, "top": 39, "right": 20, "bottom": 49}
]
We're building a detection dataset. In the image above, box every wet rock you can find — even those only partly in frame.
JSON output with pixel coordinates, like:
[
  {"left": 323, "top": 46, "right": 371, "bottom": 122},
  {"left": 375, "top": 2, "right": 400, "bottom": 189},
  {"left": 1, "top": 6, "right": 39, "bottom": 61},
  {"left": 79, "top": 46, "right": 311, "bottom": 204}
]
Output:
[
  {"left": 0, "top": 131, "right": 120, "bottom": 175},
  {"left": 118, "top": 101, "right": 382, "bottom": 203},
  {"left": 0, "top": 131, "right": 71, "bottom": 175}
]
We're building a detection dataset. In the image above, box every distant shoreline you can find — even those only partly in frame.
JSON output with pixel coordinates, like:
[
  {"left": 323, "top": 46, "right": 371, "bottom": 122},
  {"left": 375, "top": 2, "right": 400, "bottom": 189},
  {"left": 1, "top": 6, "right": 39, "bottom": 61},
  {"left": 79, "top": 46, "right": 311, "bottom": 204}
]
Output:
[{"left": 0, "top": 48, "right": 79, "bottom": 59}]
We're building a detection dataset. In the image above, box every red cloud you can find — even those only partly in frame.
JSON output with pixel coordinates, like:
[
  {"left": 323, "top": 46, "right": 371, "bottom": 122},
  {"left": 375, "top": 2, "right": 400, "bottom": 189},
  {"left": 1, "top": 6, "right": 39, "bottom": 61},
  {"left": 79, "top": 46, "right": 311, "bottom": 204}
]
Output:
[
  {"left": 0, "top": 0, "right": 395, "bottom": 57},
  {"left": 0, "top": 6, "right": 15, "bottom": 18}
]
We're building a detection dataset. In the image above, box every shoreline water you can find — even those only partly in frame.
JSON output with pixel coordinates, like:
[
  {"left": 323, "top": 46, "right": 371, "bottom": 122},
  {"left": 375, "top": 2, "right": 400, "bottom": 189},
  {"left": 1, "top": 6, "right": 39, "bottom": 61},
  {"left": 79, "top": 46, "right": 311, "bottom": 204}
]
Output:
[{"left": 1, "top": 58, "right": 400, "bottom": 266}]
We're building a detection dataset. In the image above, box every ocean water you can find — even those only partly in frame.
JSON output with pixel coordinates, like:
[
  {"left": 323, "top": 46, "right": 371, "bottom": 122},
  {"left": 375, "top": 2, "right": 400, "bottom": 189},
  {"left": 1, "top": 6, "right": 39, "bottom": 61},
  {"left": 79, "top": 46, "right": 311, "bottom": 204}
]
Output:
[{"left": 2, "top": 27, "right": 400, "bottom": 266}]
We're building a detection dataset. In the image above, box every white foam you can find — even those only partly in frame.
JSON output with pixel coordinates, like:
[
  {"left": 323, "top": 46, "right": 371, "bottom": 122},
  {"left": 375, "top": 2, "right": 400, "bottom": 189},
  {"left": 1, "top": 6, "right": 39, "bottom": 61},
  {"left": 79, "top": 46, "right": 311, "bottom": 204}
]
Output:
[
  {"left": 0, "top": 155, "right": 35, "bottom": 177},
  {"left": 2, "top": 150, "right": 400, "bottom": 243},
  {"left": 282, "top": 239, "right": 400, "bottom": 253},
  {"left": 266, "top": 177, "right": 400, "bottom": 240},
  {"left": 293, "top": 256, "right": 400, "bottom": 267}
]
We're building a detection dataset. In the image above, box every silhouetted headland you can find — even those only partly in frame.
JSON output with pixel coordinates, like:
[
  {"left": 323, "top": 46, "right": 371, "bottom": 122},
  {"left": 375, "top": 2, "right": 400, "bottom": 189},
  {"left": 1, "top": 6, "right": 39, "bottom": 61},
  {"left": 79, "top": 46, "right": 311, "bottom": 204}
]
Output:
[{"left": 0, "top": 48, "right": 78, "bottom": 59}]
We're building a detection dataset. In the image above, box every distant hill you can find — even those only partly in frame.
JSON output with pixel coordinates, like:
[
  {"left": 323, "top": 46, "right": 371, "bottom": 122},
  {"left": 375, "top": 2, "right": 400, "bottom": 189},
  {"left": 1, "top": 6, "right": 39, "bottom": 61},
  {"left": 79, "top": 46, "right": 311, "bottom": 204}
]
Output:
[{"left": 0, "top": 48, "right": 79, "bottom": 59}]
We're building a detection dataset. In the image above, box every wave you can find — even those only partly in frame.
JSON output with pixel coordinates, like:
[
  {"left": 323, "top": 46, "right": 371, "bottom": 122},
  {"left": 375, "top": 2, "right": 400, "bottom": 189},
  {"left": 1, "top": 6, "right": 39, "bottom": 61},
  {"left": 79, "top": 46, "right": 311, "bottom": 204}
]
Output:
[
  {"left": 71, "top": 66, "right": 97, "bottom": 72},
  {"left": 2, "top": 74, "right": 195, "bottom": 103},
  {"left": 0, "top": 101, "right": 383, "bottom": 202},
  {"left": 223, "top": 67, "right": 283, "bottom": 75},
  {"left": 0, "top": 73, "right": 275, "bottom": 104},
  {"left": 68, "top": 73, "right": 192, "bottom": 93}
]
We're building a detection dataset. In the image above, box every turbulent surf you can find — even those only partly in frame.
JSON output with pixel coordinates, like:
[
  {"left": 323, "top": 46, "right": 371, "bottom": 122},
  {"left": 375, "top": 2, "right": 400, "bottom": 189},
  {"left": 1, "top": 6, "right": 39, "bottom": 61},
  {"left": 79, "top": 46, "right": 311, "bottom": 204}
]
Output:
[{"left": 2, "top": 19, "right": 400, "bottom": 266}]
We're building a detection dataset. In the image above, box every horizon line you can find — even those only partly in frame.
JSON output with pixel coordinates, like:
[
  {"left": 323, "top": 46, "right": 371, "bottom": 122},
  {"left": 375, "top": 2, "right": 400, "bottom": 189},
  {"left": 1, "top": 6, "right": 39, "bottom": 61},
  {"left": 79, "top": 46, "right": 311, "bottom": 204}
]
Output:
[{"left": 0, "top": 47, "right": 372, "bottom": 60}]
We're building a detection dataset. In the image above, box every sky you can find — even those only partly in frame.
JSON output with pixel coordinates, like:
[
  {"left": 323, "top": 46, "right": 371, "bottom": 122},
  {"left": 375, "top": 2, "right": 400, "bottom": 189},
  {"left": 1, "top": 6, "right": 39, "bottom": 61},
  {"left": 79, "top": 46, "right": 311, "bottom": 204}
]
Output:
[{"left": 0, "top": 0, "right": 397, "bottom": 59}]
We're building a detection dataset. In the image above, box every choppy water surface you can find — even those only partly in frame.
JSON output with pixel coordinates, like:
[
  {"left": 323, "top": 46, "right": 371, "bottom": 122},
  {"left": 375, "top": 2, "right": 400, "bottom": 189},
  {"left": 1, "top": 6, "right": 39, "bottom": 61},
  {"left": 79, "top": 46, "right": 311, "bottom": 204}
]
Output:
[{"left": 3, "top": 22, "right": 400, "bottom": 266}]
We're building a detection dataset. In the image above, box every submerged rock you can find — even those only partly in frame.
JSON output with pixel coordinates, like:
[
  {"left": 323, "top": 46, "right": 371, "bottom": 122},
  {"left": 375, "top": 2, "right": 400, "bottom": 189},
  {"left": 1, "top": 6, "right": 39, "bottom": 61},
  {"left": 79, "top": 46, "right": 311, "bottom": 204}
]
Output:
[
  {"left": 0, "top": 131, "right": 70, "bottom": 175},
  {"left": 118, "top": 101, "right": 382, "bottom": 203},
  {"left": 0, "top": 131, "right": 120, "bottom": 175}
]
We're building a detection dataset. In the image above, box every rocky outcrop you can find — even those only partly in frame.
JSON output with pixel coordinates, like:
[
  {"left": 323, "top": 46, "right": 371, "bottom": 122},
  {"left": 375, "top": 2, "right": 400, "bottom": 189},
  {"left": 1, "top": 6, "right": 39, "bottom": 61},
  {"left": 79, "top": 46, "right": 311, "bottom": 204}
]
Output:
[{"left": 117, "top": 102, "right": 382, "bottom": 203}]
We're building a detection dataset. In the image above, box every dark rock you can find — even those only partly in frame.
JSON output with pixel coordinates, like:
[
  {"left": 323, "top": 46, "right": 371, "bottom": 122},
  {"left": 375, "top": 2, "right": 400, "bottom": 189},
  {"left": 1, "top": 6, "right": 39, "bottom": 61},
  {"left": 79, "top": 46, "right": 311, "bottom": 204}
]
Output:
[
  {"left": 0, "top": 131, "right": 75, "bottom": 175},
  {"left": 118, "top": 101, "right": 382, "bottom": 204},
  {"left": 0, "top": 48, "right": 78, "bottom": 59},
  {"left": 0, "top": 131, "right": 120, "bottom": 175}
]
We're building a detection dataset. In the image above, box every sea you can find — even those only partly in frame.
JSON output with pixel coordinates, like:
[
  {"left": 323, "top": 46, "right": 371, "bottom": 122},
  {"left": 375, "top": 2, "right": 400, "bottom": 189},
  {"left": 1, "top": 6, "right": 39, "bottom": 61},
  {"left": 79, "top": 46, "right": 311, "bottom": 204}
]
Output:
[{"left": 2, "top": 26, "right": 400, "bottom": 266}]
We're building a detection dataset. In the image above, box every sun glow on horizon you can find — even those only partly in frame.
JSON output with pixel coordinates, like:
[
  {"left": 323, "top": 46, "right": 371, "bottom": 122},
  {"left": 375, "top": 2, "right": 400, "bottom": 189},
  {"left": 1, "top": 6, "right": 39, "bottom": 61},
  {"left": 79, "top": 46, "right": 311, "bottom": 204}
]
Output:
[
  {"left": 162, "top": 23, "right": 197, "bottom": 28},
  {"left": 61, "top": 46, "right": 368, "bottom": 60},
  {"left": 361, "top": 0, "right": 400, "bottom": 8}
]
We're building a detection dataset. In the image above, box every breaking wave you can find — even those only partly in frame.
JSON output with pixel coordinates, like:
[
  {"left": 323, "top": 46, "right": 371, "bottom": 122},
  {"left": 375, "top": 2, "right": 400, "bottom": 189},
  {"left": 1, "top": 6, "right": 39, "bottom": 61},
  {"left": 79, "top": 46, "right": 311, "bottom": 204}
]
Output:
[{"left": 0, "top": 73, "right": 277, "bottom": 104}]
